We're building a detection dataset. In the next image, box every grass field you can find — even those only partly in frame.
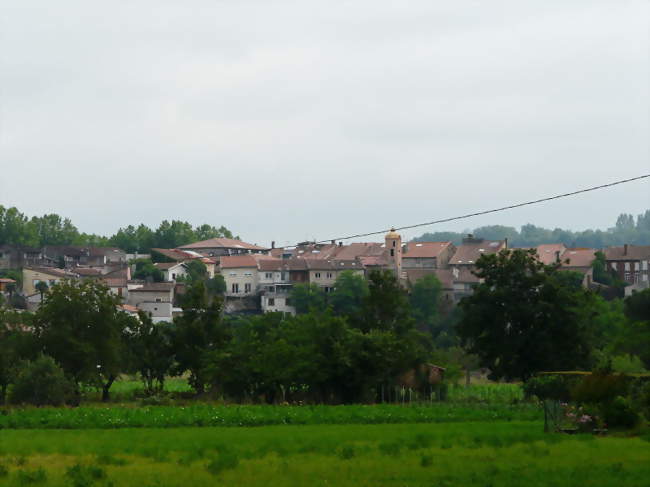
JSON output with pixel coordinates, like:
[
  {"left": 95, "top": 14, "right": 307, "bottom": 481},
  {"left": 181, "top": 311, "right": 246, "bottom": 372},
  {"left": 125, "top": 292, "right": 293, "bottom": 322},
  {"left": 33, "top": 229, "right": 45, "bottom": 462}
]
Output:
[
  {"left": 1, "top": 422, "right": 649, "bottom": 486},
  {"left": 0, "top": 403, "right": 541, "bottom": 429}
]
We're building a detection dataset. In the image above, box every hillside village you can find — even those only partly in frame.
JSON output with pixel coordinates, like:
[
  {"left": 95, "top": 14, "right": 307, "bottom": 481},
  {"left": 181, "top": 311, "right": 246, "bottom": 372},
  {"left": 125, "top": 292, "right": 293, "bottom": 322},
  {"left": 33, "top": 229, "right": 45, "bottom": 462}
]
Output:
[{"left": 1, "top": 231, "right": 649, "bottom": 322}]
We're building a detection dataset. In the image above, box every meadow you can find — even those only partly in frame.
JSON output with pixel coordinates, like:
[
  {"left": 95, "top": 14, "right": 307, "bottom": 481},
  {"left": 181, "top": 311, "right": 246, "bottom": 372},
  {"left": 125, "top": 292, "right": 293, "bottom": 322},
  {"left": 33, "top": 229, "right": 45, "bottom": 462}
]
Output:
[
  {"left": 1, "top": 382, "right": 647, "bottom": 486},
  {"left": 1, "top": 422, "right": 649, "bottom": 486}
]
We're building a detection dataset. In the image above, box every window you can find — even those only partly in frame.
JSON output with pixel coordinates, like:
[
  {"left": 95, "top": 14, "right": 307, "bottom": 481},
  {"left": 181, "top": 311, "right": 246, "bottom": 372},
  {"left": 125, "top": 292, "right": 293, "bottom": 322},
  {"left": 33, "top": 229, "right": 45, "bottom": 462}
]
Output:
[
  {"left": 232, "top": 283, "right": 239, "bottom": 293},
  {"left": 281, "top": 272, "right": 286, "bottom": 280},
  {"left": 315, "top": 272, "right": 321, "bottom": 278},
  {"left": 393, "top": 241, "right": 396, "bottom": 247},
  {"left": 268, "top": 298, "right": 275, "bottom": 306},
  {"left": 326, "top": 272, "right": 333, "bottom": 279},
  {"left": 265, "top": 272, "right": 273, "bottom": 279},
  {"left": 244, "top": 272, "right": 253, "bottom": 276},
  {"left": 390, "top": 249, "right": 395, "bottom": 257},
  {"left": 172, "top": 273, "right": 176, "bottom": 279},
  {"left": 625, "top": 262, "right": 630, "bottom": 271},
  {"left": 155, "top": 298, "right": 162, "bottom": 302},
  {"left": 285, "top": 298, "right": 292, "bottom": 306},
  {"left": 244, "top": 283, "right": 252, "bottom": 293},
  {"left": 229, "top": 272, "right": 237, "bottom": 276},
  {"left": 611, "top": 262, "right": 618, "bottom": 270}
]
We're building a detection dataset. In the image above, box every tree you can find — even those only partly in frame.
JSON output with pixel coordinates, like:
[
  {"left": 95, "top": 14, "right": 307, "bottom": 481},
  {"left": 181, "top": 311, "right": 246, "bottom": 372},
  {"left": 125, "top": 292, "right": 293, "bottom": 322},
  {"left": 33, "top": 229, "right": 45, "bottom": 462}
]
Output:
[
  {"left": 457, "top": 249, "right": 594, "bottom": 381},
  {"left": 9, "top": 355, "right": 75, "bottom": 406},
  {"left": 34, "top": 279, "right": 136, "bottom": 400},
  {"left": 289, "top": 283, "right": 326, "bottom": 314},
  {"left": 126, "top": 312, "right": 175, "bottom": 394},
  {"left": 409, "top": 274, "right": 442, "bottom": 331},
  {"left": 359, "top": 270, "right": 414, "bottom": 334},
  {"left": 172, "top": 281, "right": 230, "bottom": 393},
  {"left": 182, "top": 260, "right": 208, "bottom": 283},
  {"left": 132, "top": 258, "right": 164, "bottom": 282},
  {"left": 330, "top": 271, "right": 368, "bottom": 317},
  {"left": 0, "top": 308, "right": 37, "bottom": 403},
  {"left": 206, "top": 275, "right": 226, "bottom": 298},
  {"left": 35, "top": 281, "right": 49, "bottom": 301}
]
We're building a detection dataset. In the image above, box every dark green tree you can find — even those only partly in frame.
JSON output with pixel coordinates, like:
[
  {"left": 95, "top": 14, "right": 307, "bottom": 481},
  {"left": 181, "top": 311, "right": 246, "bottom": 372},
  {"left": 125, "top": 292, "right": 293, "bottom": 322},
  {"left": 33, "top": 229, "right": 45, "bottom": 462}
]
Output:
[
  {"left": 409, "top": 274, "right": 443, "bottom": 331},
  {"left": 34, "top": 279, "right": 136, "bottom": 400},
  {"left": 359, "top": 270, "right": 414, "bottom": 334},
  {"left": 457, "top": 249, "right": 594, "bottom": 380},
  {"left": 172, "top": 281, "right": 229, "bottom": 393},
  {"left": 35, "top": 281, "right": 49, "bottom": 301},
  {"left": 330, "top": 271, "right": 368, "bottom": 317},
  {"left": 126, "top": 311, "right": 175, "bottom": 394},
  {"left": 132, "top": 258, "right": 164, "bottom": 282},
  {"left": 289, "top": 283, "right": 327, "bottom": 314}
]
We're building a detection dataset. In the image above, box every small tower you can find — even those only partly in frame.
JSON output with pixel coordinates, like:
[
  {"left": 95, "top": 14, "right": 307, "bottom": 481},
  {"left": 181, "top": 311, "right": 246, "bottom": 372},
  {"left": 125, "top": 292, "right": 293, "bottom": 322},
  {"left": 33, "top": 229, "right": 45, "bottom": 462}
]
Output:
[{"left": 385, "top": 228, "right": 403, "bottom": 278}]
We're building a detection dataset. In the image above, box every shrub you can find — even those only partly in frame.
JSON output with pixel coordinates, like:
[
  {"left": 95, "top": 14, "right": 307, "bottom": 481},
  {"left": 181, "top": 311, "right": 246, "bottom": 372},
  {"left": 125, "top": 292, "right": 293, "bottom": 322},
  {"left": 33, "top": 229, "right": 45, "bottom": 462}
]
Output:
[
  {"left": 0, "top": 464, "right": 8, "bottom": 477},
  {"left": 571, "top": 373, "right": 628, "bottom": 405},
  {"left": 9, "top": 355, "right": 75, "bottom": 407},
  {"left": 65, "top": 464, "right": 106, "bottom": 487},
  {"left": 206, "top": 450, "right": 239, "bottom": 476},
  {"left": 523, "top": 375, "right": 570, "bottom": 401},
  {"left": 602, "top": 396, "right": 640, "bottom": 429},
  {"left": 15, "top": 468, "right": 47, "bottom": 485}
]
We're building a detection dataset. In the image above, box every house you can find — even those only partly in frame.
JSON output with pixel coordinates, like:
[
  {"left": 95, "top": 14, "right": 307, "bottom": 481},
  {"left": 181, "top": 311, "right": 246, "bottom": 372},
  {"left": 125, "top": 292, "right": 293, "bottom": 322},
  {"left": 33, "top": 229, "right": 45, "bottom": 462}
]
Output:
[
  {"left": 178, "top": 238, "right": 268, "bottom": 257},
  {"left": 535, "top": 244, "right": 567, "bottom": 266},
  {"left": 127, "top": 282, "right": 175, "bottom": 323},
  {"left": 604, "top": 244, "right": 650, "bottom": 291},
  {"left": 150, "top": 248, "right": 217, "bottom": 278},
  {"left": 42, "top": 246, "right": 126, "bottom": 268},
  {"left": 0, "top": 244, "right": 45, "bottom": 269},
  {"left": 306, "top": 259, "right": 365, "bottom": 293},
  {"left": 22, "top": 266, "right": 79, "bottom": 297},
  {"left": 402, "top": 241, "right": 455, "bottom": 269},
  {"left": 220, "top": 254, "right": 265, "bottom": 297},
  {"left": 154, "top": 262, "right": 188, "bottom": 281},
  {"left": 559, "top": 248, "right": 596, "bottom": 286},
  {"left": 448, "top": 235, "right": 506, "bottom": 268},
  {"left": 258, "top": 259, "right": 295, "bottom": 314}
]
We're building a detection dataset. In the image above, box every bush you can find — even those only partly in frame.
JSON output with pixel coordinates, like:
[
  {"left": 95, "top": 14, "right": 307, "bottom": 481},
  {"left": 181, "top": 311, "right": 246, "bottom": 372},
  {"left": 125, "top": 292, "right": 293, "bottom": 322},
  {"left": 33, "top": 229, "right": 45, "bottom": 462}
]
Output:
[
  {"left": 65, "top": 464, "right": 106, "bottom": 487},
  {"left": 523, "top": 375, "right": 571, "bottom": 401},
  {"left": 571, "top": 373, "right": 629, "bottom": 404},
  {"left": 9, "top": 355, "right": 75, "bottom": 407},
  {"left": 601, "top": 396, "right": 640, "bottom": 429}
]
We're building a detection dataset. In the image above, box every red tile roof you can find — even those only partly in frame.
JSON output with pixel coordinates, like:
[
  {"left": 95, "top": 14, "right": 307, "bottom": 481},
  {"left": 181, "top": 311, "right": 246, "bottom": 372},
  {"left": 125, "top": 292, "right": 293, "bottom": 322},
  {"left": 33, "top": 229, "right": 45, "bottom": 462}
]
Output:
[
  {"left": 560, "top": 248, "right": 596, "bottom": 268},
  {"left": 535, "top": 244, "right": 567, "bottom": 265},
  {"left": 604, "top": 245, "right": 650, "bottom": 261},
  {"left": 449, "top": 240, "right": 505, "bottom": 265},
  {"left": 403, "top": 242, "right": 452, "bottom": 259},
  {"left": 179, "top": 238, "right": 265, "bottom": 251}
]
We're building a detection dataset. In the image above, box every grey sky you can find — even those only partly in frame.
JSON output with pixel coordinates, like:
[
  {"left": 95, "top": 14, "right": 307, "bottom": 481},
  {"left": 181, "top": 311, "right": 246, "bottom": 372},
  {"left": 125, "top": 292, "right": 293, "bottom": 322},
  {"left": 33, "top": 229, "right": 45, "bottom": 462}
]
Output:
[{"left": 1, "top": 0, "right": 648, "bottom": 246}]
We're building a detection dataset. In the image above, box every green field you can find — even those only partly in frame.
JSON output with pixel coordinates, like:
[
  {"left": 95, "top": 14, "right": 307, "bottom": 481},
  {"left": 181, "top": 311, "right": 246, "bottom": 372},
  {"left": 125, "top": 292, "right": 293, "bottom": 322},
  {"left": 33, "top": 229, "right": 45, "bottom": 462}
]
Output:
[{"left": 1, "top": 422, "right": 649, "bottom": 486}]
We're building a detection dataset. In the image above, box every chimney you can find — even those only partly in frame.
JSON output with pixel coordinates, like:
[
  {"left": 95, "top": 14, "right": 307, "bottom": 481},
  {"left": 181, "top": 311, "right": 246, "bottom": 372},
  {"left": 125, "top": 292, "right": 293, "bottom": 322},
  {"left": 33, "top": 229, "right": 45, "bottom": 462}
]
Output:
[
  {"left": 555, "top": 250, "right": 561, "bottom": 263},
  {"left": 331, "top": 240, "right": 335, "bottom": 245},
  {"left": 624, "top": 244, "right": 628, "bottom": 256},
  {"left": 271, "top": 241, "right": 275, "bottom": 249},
  {"left": 504, "top": 238, "right": 508, "bottom": 249},
  {"left": 338, "top": 241, "right": 343, "bottom": 247}
]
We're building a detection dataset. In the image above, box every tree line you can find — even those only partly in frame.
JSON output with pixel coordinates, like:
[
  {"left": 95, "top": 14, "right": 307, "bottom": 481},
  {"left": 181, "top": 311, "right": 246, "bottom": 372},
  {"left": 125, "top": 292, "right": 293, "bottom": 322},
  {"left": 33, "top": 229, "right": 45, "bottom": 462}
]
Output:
[
  {"left": 0, "top": 205, "right": 236, "bottom": 253},
  {"left": 0, "top": 271, "right": 435, "bottom": 405},
  {"left": 1, "top": 250, "right": 648, "bottom": 407},
  {"left": 415, "top": 210, "right": 650, "bottom": 248}
]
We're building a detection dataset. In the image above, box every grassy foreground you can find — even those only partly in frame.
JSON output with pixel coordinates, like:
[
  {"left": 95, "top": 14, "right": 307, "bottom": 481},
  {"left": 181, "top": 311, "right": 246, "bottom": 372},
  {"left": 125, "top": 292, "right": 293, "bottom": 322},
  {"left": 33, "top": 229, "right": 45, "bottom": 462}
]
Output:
[{"left": 1, "top": 422, "right": 649, "bottom": 486}]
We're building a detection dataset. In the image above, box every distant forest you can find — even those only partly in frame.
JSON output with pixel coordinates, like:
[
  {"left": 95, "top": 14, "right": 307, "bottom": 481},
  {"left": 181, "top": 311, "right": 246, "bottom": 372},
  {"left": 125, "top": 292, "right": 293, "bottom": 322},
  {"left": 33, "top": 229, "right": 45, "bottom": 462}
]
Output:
[
  {"left": 414, "top": 210, "right": 650, "bottom": 248},
  {"left": 1, "top": 206, "right": 649, "bottom": 253},
  {"left": 0, "top": 205, "right": 236, "bottom": 253}
]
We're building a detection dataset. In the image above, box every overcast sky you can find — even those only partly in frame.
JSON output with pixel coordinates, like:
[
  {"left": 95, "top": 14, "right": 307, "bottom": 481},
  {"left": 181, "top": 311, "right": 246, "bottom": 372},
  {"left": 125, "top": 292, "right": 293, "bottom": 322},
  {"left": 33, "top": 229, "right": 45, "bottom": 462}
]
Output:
[{"left": 1, "top": 1, "right": 648, "bottom": 246}]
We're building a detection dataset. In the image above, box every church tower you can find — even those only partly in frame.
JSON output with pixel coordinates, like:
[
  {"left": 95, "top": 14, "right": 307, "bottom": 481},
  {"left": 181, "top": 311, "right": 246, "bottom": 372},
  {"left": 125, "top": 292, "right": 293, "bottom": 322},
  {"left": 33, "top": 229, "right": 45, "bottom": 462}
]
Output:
[{"left": 385, "top": 228, "right": 403, "bottom": 278}]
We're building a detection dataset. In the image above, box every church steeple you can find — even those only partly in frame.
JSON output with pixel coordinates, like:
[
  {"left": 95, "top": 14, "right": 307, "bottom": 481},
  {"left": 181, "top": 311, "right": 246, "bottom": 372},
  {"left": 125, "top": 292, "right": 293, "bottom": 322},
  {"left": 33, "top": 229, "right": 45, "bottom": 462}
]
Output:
[{"left": 385, "top": 228, "right": 402, "bottom": 277}]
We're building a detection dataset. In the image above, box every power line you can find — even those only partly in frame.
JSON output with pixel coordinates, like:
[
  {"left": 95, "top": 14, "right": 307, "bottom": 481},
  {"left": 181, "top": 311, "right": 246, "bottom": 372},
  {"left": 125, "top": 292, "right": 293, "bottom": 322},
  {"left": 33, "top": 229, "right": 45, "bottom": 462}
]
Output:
[{"left": 289, "top": 174, "right": 649, "bottom": 247}]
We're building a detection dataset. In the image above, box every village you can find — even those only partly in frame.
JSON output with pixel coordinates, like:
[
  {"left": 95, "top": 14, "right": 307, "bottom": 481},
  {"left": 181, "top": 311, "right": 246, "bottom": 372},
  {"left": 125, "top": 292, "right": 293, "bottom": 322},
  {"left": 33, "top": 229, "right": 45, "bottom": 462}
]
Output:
[{"left": 1, "top": 231, "right": 648, "bottom": 322}]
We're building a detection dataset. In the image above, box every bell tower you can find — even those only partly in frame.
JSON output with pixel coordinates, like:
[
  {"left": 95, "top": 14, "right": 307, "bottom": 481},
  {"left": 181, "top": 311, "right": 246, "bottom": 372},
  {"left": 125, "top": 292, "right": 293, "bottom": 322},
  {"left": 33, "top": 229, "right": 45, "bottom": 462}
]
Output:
[{"left": 385, "top": 228, "right": 403, "bottom": 278}]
